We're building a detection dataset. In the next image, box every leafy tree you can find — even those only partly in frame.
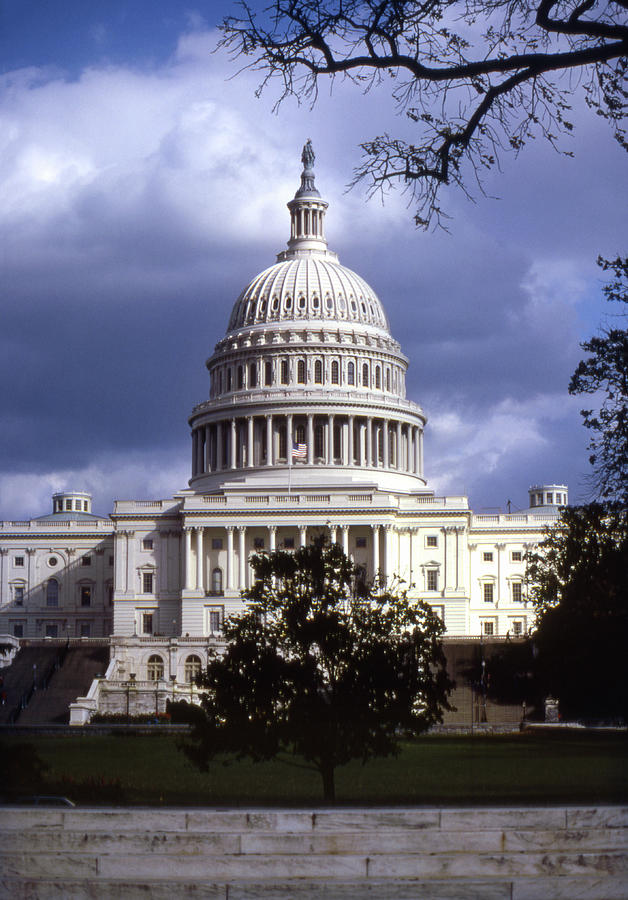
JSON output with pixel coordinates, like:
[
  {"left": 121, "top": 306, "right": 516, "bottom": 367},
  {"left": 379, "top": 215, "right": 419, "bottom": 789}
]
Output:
[
  {"left": 569, "top": 255, "right": 628, "bottom": 504},
  {"left": 527, "top": 503, "right": 628, "bottom": 721},
  {"left": 219, "top": 0, "right": 627, "bottom": 227},
  {"left": 172, "top": 537, "right": 452, "bottom": 801}
]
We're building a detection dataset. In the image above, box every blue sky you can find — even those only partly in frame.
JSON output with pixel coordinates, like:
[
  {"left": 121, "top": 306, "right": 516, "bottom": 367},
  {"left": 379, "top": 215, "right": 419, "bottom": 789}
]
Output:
[{"left": 1, "top": 2, "right": 626, "bottom": 519}]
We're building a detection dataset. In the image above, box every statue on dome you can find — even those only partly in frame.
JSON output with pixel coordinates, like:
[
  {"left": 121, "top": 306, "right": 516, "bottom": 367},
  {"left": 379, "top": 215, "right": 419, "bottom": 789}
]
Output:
[{"left": 301, "top": 139, "right": 315, "bottom": 171}]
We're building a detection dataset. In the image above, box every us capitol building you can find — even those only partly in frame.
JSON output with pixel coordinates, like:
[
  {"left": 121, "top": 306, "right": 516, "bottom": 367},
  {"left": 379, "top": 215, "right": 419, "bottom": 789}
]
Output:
[{"left": 0, "top": 144, "right": 567, "bottom": 721}]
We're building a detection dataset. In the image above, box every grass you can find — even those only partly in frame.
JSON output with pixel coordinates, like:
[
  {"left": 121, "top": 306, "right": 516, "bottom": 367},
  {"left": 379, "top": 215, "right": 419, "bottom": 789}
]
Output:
[{"left": 1, "top": 730, "right": 626, "bottom": 806}]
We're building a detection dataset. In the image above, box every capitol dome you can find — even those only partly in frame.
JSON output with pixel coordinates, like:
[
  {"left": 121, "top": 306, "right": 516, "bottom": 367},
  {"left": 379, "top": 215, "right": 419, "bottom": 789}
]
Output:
[{"left": 188, "top": 142, "right": 428, "bottom": 495}]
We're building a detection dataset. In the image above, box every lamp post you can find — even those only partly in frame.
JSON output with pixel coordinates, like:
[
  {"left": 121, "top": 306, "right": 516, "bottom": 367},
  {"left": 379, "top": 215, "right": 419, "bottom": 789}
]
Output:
[
  {"left": 126, "top": 673, "right": 136, "bottom": 724},
  {"left": 170, "top": 674, "right": 176, "bottom": 703}
]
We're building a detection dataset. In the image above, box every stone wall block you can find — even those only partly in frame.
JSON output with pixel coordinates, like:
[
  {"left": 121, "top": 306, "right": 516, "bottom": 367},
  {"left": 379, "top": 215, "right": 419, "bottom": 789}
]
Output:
[
  {"left": 0, "top": 852, "right": 99, "bottom": 879},
  {"left": 511, "top": 875, "right": 628, "bottom": 900},
  {"left": 312, "top": 809, "right": 440, "bottom": 831},
  {"left": 440, "top": 808, "right": 567, "bottom": 831},
  {"left": 566, "top": 807, "right": 628, "bottom": 830},
  {"left": 227, "top": 880, "right": 513, "bottom": 899},
  {"left": 65, "top": 810, "right": 188, "bottom": 832}
]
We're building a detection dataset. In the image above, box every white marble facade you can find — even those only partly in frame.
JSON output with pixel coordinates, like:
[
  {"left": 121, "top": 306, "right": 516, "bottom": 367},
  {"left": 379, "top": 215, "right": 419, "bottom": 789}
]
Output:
[{"left": 0, "top": 146, "right": 567, "bottom": 694}]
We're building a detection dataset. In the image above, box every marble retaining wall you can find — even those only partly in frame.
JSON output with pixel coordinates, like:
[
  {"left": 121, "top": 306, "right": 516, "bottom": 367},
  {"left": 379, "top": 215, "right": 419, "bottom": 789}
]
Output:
[{"left": 1, "top": 805, "right": 626, "bottom": 899}]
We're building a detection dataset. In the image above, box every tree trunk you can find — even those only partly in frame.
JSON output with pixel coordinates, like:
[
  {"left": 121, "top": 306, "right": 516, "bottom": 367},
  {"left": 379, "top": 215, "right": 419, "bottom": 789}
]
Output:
[{"left": 320, "top": 762, "right": 336, "bottom": 803}]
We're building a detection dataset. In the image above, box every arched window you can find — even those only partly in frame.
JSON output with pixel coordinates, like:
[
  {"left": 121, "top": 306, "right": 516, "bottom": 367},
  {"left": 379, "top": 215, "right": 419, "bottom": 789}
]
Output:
[
  {"left": 265, "top": 360, "right": 273, "bottom": 386},
  {"left": 295, "top": 423, "right": 306, "bottom": 445},
  {"left": 184, "top": 655, "right": 202, "bottom": 684},
  {"left": 347, "top": 361, "right": 355, "bottom": 385},
  {"left": 314, "top": 360, "right": 323, "bottom": 384},
  {"left": 211, "top": 567, "right": 223, "bottom": 595},
  {"left": 362, "top": 363, "right": 369, "bottom": 387},
  {"left": 297, "top": 359, "right": 306, "bottom": 384},
  {"left": 147, "top": 655, "right": 164, "bottom": 681},
  {"left": 226, "top": 369, "right": 232, "bottom": 392},
  {"left": 237, "top": 365, "right": 244, "bottom": 389},
  {"left": 331, "top": 360, "right": 339, "bottom": 384},
  {"left": 375, "top": 366, "right": 381, "bottom": 389},
  {"left": 46, "top": 579, "right": 59, "bottom": 608},
  {"left": 249, "top": 363, "right": 257, "bottom": 388},
  {"left": 281, "top": 359, "right": 289, "bottom": 385},
  {"left": 314, "top": 423, "right": 324, "bottom": 458},
  {"left": 279, "top": 422, "right": 287, "bottom": 459},
  {"left": 386, "top": 369, "right": 391, "bottom": 392},
  {"left": 218, "top": 370, "right": 223, "bottom": 394}
]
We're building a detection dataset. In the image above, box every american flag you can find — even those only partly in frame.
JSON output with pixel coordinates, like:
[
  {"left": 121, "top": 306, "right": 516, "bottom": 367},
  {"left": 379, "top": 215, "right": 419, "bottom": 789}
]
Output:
[{"left": 292, "top": 443, "right": 307, "bottom": 460}]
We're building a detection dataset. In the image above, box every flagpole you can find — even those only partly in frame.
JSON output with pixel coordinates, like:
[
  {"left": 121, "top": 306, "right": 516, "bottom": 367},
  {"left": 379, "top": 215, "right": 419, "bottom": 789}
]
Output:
[{"left": 288, "top": 443, "right": 292, "bottom": 495}]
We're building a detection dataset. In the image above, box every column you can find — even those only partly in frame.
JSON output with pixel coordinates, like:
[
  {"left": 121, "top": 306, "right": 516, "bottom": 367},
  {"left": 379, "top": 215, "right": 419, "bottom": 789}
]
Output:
[
  {"left": 383, "top": 420, "right": 389, "bottom": 468},
  {"left": 341, "top": 525, "right": 349, "bottom": 556},
  {"left": 125, "top": 532, "right": 135, "bottom": 596},
  {"left": 307, "top": 414, "right": 314, "bottom": 465},
  {"left": 226, "top": 526, "right": 234, "bottom": 591},
  {"left": 286, "top": 413, "right": 293, "bottom": 459},
  {"left": 238, "top": 526, "right": 246, "bottom": 591},
  {"left": 230, "top": 419, "right": 237, "bottom": 469},
  {"left": 327, "top": 413, "right": 334, "bottom": 463},
  {"left": 341, "top": 419, "right": 349, "bottom": 465},
  {"left": 205, "top": 425, "right": 211, "bottom": 472},
  {"left": 114, "top": 532, "right": 126, "bottom": 593},
  {"left": 191, "top": 430, "right": 198, "bottom": 476},
  {"left": 268, "top": 525, "right": 276, "bottom": 551},
  {"left": 366, "top": 417, "right": 372, "bottom": 467},
  {"left": 348, "top": 415, "right": 355, "bottom": 466},
  {"left": 419, "top": 429, "right": 424, "bottom": 476},
  {"left": 372, "top": 525, "right": 380, "bottom": 582},
  {"left": 266, "top": 415, "right": 273, "bottom": 466},
  {"left": 444, "top": 527, "right": 456, "bottom": 591},
  {"left": 195, "top": 528, "right": 204, "bottom": 594},
  {"left": 415, "top": 427, "right": 421, "bottom": 475},
  {"left": 247, "top": 416, "right": 255, "bottom": 467},
  {"left": 383, "top": 525, "right": 392, "bottom": 584},
  {"left": 299, "top": 525, "right": 307, "bottom": 548},
  {"left": 456, "top": 526, "right": 466, "bottom": 591},
  {"left": 216, "top": 421, "right": 223, "bottom": 470},
  {"left": 183, "top": 529, "right": 192, "bottom": 590},
  {"left": 396, "top": 421, "right": 402, "bottom": 469}
]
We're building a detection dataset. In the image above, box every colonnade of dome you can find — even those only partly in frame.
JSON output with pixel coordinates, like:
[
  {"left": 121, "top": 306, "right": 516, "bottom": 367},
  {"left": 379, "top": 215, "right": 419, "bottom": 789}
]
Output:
[{"left": 188, "top": 142, "right": 427, "bottom": 494}]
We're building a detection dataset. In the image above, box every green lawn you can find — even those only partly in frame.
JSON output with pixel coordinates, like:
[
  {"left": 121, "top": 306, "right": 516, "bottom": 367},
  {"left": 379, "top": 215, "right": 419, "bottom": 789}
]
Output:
[{"left": 1, "top": 730, "right": 626, "bottom": 806}]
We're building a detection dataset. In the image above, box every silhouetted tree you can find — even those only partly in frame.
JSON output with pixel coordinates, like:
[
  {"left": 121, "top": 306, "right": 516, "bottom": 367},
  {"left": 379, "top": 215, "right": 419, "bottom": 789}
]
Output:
[
  {"left": 172, "top": 538, "right": 452, "bottom": 801},
  {"left": 219, "top": 0, "right": 627, "bottom": 227}
]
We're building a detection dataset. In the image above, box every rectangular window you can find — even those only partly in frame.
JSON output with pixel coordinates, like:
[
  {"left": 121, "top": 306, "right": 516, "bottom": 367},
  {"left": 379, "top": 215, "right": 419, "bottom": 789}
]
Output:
[
  {"left": 483, "top": 621, "right": 495, "bottom": 636},
  {"left": 142, "top": 572, "right": 154, "bottom": 593},
  {"left": 483, "top": 551, "right": 493, "bottom": 562},
  {"left": 427, "top": 569, "right": 438, "bottom": 591},
  {"left": 65, "top": 500, "right": 72, "bottom": 511},
  {"left": 356, "top": 537, "right": 367, "bottom": 548},
  {"left": 512, "top": 582, "right": 523, "bottom": 603},
  {"left": 253, "top": 537, "right": 264, "bottom": 549},
  {"left": 45, "top": 624, "right": 58, "bottom": 638},
  {"left": 483, "top": 583, "right": 494, "bottom": 603},
  {"left": 512, "top": 620, "right": 523, "bottom": 637},
  {"left": 546, "top": 493, "right": 553, "bottom": 504},
  {"left": 265, "top": 360, "right": 272, "bottom": 386},
  {"left": 81, "top": 556, "right": 91, "bottom": 567},
  {"left": 431, "top": 605, "right": 445, "bottom": 621},
  {"left": 426, "top": 535, "right": 438, "bottom": 548},
  {"left": 284, "top": 537, "right": 295, "bottom": 549},
  {"left": 208, "top": 607, "right": 223, "bottom": 633},
  {"left": 80, "top": 623, "right": 91, "bottom": 637},
  {"left": 14, "top": 587, "right": 24, "bottom": 606},
  {"left": 142, "top": 538, "right": 153, "bottom": 550},
  {"left": 13, "top": 623, "right": 23, "bottom": 638},
  {"left": 75, "top": 500, "right": 82, "bottom": 511},
  {"left": 511, "top": 550, "right": 522, "bottom": 562},
  {"left": 142, "top": 612, "right": 153, "bottom": 635},
  {"left": 212, "top": 538, "right": 223, "bottom": 550},
  {"left": 80, "top": 586, "right": 91, "bottom": 607},
  {"left": 14, "top": 556, "right": 24, "bottom": 567}
]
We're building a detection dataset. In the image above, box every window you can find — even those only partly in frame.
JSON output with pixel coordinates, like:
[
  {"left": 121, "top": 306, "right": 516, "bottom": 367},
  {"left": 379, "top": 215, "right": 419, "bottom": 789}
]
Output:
[
  {"left": 249, "top": 363, "right": 257, "bottom": 387},
  {"left": 284, "top": 537, "right": 295, "bottom": 549},
  {"left": 14, "top": 556, "right": 24, "bottom": 567},
  {"left": 546, "top": 493, "right": 553, "bottom": 504},
  {"left": 314, "top": 423, "right": 324, "bottom": 458},
  {"left": 483, "top": 551, "right": 493, "bottom": 562},
  {"left": 84, "top": 501, "right": 89, "bottom": 511},
  {"left": 279, "top": 423, "right": 287, "bottom": 459},
  {"left": 512, "top": 582, "right": 523, "bottom": 603},
  {"left": 297, "top": 359, "right": 306, "bottom": 384},
  {"left": 512, "top": 620, "right": 523, "bottom": 637},
  {"left": 386, "top": 369, "right": 391, "bottom": 391},
  {"left": 107, "top": 584, "right": 113, "bottom": 606},
  {"left": 226, "top": 369, "right": 232, "bottom": 391},
  {"left": 142, "top": 538, "right": 153, "bottom": 550},
  {"left": 331, "top": 360, "right": 339, "bottom": 384},
  {"left": 108, "top": 555, "right": 114, "bottom": 566},
  {"left": 212, "top": 538, "right": 223, "bottom": 550},
  {"left": 46, "top": 579, "right": 59, "bottom": 608},
  {"left": 75, "top": 499, "right": 82, "bottom": 511},
  {"left": 432, "top": 606, "right": 445, "bottom": 621},
  {"left": 147, "top": 655, "right": 164, "bottom": 681},
  {"left": 281, "top": 359, "right": 289, "bottom": 385},
  {"left": 45, "top": 624, "right": 58, "bottom": 638},
  {"left": 375, "top": 366, "right": 381, "bottom": 389},
  {"left": 483, "top": 620, "right": 495, "bottom": 636},
  {"left": 314, "top": 359, "right": 323, "bottom": 383},
  {"left": 511, "top": 550, "right": 522, "bottom": 562},
  {"left": 427, "top": 569, "right": 438, "bottom": 591},
  {"left": 142, "top": 612, "right": 154, "bottom": 635},
  {"left": 237, "top": 365, "right": 244, "bottom": 389},
  {"left": 362, "top": 363, "right": 369, "bottom": 386},
  {"left": 142, "top": 572, "right": 154, "bottom": 593},
  {"left": 254, "top": 537, "right": 264, "bottom": 549},
  {"left": 265, "top": 360, "right": 273, "bottom": 386},
  {"left": 13, "top": 623, "right": 23, "bottom": 638},
  {"left": 65, "top": 500, "right": 72, "bottom": 511},
  {"left": 79, "top": 623, "right": 91, "bottom": 637},
  {"left": 426, "top": 535, "right": 438, "bottom": 548},
  {"left": 211, "top": 567, "right": 223, "bottom": 594},
  {"left": 81, "top": 556, "right": 91, "bottom": 567},
  {"left": 14, "top": 586, "right": 24, "bottom": 606},
  {"left": 185, "top": 654, "right": 202, "bottom": 683},
  {"left": 347, "top": 362, "right": 355, "bottom": 385},
  {"left": 356, "top": 537, "right": 367, "bottom": 548},
  {"left": 80, "top": 586, "right": 91, "bottom": 607},
  {"left": 483, "top": 583, "right": 494, "bottom": 603},
  {"left": 208, "top": 607, "right": 223, "bottom": 634}
]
